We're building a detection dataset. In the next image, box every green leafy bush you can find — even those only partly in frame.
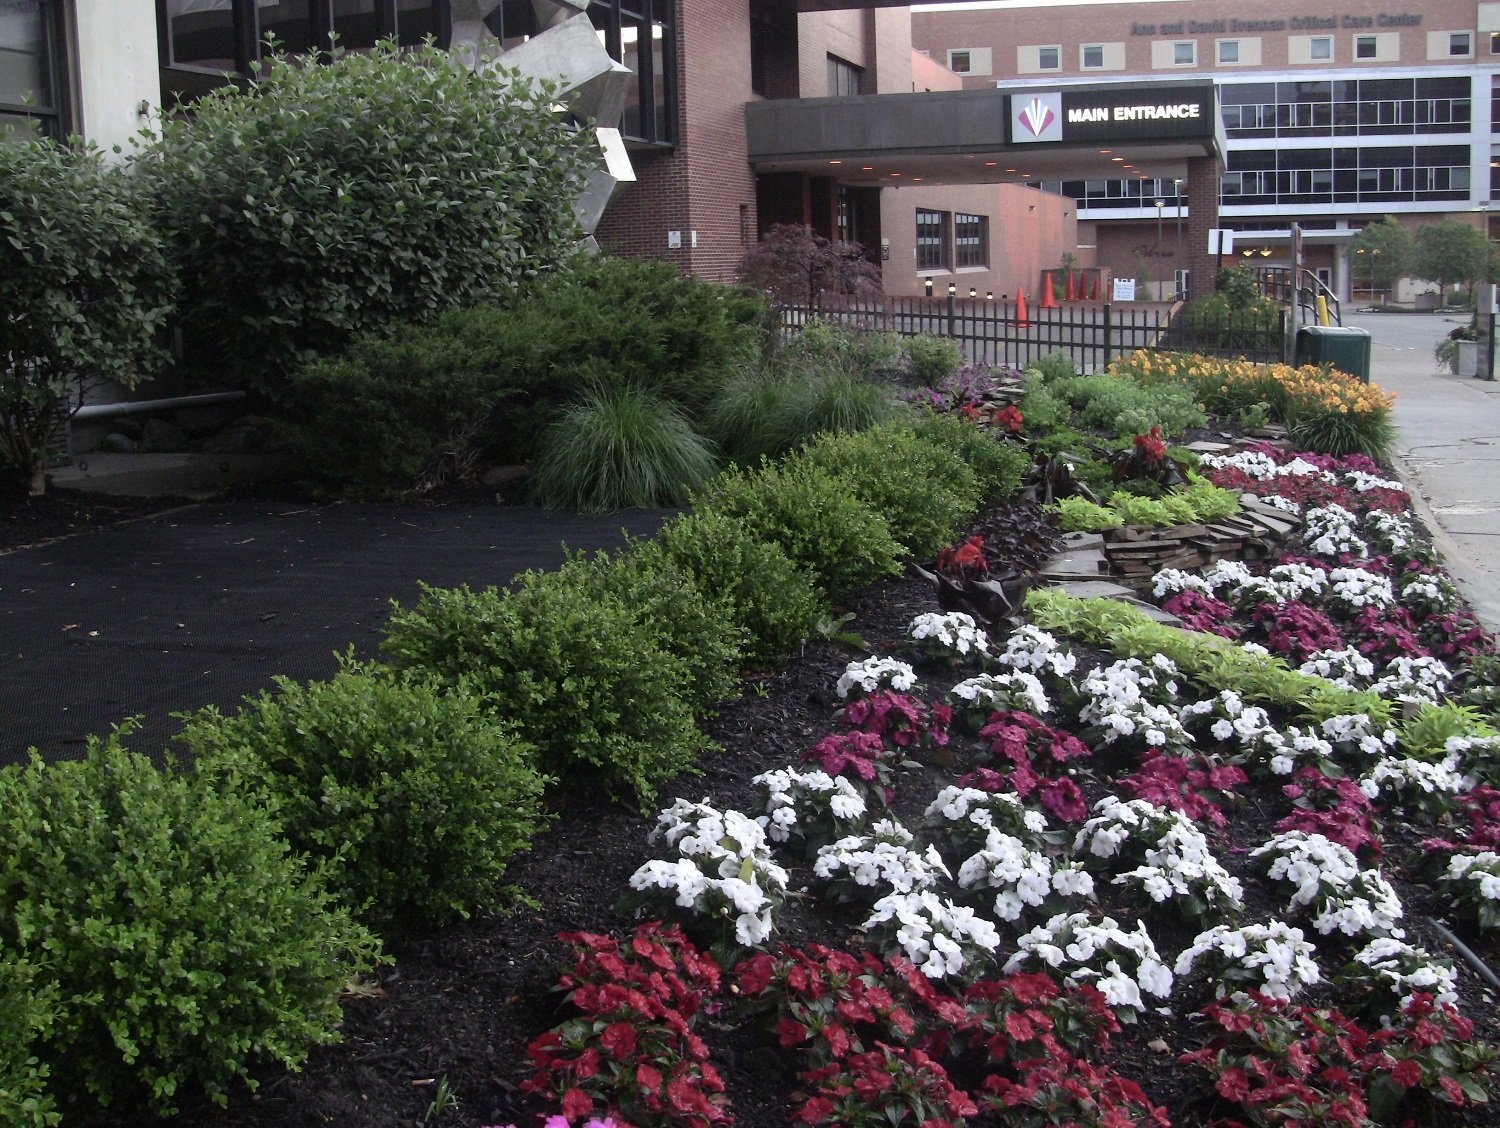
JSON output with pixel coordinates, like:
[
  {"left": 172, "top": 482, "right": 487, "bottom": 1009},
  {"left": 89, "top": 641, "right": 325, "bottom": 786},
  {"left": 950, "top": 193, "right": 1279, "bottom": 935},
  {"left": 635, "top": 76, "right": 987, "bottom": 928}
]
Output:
[
  {"left": 798, "top": 423, "right": 982, "bottom": 558},
  {"left": 1017, "top": 383, "right": 1072, "bottom": 435},
  {"left": 528, "top": 384, "right": 718, "bottom": 513},
  {"left": 646, "top": 510, "right": 824, "bottom": 665},
  {"left": 278, "top": 325, "right": 508, "bottom": 498},
  {"left": 0, "top": 139, "right": 174, "bottom": 495},
  {"left": 0, "top": 955, "right": 58, "bottom": 1128},
  {"left": 557, "top": 546, "right": 749, "bottom": 714},
  {"left": 693, "top": 460, "right": 905, "bottom": 599},
  {"left": 381, "top": 574, "right": 705, "bottom": 805},
  {"left": 0, "top": 731, "right": 381, "bottom": 1115},
  {"left": 1030, "top": 351, "right": 1080, "bottom": 383},
  {"left": 139, "top": 43, "right": 593, "bottom": 394},
  {"left": 178, "top": 658, "right": 548, "bottom": 927},
  {"left": 903, "top": 333, "right": 963, "bottom": 386},
  {"left": 778, "top": 319, "right": 904, "bottom": 376},
  {"left": 1045, "top": 373, "right": 1206, "bottom": 437},
  {"left": 908, "top": 410, "right": 1029, "bottom": 501}
]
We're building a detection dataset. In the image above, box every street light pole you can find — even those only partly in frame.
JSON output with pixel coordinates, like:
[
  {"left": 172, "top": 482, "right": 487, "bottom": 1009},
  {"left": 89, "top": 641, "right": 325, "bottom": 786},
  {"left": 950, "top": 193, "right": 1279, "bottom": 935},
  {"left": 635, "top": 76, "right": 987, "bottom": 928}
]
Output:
[
  {"left": 1154, "top": 198, "right": 1165, "bottom": 300},
  {"left": 1173, "top": 179, "right": 1185, "bottom": 299}
]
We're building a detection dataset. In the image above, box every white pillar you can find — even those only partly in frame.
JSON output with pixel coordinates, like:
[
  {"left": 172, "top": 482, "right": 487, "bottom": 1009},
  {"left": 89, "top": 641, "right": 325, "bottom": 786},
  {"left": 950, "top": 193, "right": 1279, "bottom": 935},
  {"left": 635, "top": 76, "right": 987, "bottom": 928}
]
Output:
[{"left": 71, "top": 0, "right": 162, "bottom": 156}]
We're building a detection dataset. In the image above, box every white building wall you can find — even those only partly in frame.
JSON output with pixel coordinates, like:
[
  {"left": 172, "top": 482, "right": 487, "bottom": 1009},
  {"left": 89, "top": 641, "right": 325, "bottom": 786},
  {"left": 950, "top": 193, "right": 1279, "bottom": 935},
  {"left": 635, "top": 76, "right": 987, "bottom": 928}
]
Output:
[{"left": 72, "top": 0, "right": 160, "bottom": 155}]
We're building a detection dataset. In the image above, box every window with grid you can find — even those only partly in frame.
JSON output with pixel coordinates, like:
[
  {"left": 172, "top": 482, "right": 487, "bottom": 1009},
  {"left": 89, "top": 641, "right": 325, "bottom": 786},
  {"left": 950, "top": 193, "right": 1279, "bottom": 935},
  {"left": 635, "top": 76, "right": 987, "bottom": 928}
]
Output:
[
  {"left": 916, "top": 209, "right": 950, "bottom": 271},
  {"left": 1, "top": 0, "right": 66, "bottom": 139},
  {"left": 954, "top": 213, "right": 988, "bottom": 268},
  {"left": 948, "top": 49, "right": 971, "bottom": 73}
]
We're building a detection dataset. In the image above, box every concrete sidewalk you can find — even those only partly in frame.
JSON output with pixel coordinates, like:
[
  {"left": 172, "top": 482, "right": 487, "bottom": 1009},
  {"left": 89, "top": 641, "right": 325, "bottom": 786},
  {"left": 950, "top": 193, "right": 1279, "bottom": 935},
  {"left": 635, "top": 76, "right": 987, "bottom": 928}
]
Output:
[{"left": 1343, "top": 311, "right": 1500, "bottom": 632}]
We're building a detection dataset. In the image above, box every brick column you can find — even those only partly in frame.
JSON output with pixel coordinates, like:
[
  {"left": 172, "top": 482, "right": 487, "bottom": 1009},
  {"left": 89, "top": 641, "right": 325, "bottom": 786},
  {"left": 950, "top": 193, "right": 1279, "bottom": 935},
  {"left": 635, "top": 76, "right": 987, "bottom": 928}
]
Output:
[{"left": 1183, "top": 153, "right": 1222, "bottom": 303}]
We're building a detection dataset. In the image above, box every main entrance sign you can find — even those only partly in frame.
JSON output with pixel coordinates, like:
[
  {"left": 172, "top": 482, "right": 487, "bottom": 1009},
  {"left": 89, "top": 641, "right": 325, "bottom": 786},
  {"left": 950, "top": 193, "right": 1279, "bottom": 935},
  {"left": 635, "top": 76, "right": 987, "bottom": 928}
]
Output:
[{"left": 1009, "top": 86, "right": 1216, "bottom": 144}]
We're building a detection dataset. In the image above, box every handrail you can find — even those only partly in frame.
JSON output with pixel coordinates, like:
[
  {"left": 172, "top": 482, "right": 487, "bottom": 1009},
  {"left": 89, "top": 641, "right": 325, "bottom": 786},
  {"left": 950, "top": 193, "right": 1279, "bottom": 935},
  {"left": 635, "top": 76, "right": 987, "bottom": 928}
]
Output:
[{"left": 1258, "top": 267, "right": 1341, "bottom": 327}]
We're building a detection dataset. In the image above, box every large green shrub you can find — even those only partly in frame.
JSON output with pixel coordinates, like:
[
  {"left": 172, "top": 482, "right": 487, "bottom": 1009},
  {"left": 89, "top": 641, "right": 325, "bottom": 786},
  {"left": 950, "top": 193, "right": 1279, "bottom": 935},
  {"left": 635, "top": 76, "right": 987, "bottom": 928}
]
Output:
[
  {"left": 178, "top": 658, "right": 549, "bottom": 927},
  {"left": 798, "top": 423, "right": 981, "bottom": 558},
  {"left": 693, "top": 460, "right": 905, "bottom": 599},
  {"left": 902, "top": 333, "right": 963, "bottom": 386},
  {"left": 278, "top": 326, "right": 508, "bottom": 498},
  {"left": 1041, "top": 373, "right": 1206, "bottom": 437},
  {"left": 381, "top": 575, "right": 705, "bottom": 805},
  {"left": 0, "top": 955, "right": 58, "bottom": 1128},
  {"left": 557, "top": 547, "right": 748, "bottom": 714},
  {"left": 646, "top": 510, "right": 824, "bottom": 665},
  {"left": 138, "top": 44, "right": 593, "bottom": 393},
  {"left": 908, "top": 410, "right": 1029, "bottom": 501},
  {"left": 528, "top": 384, "right": 718, "bottom": 512},
  {"left": 0, "top": 731, "right": 381, "bottom": 1115},
  {"left": 0, "top": 140, "right": 175, "bottom": 495}
]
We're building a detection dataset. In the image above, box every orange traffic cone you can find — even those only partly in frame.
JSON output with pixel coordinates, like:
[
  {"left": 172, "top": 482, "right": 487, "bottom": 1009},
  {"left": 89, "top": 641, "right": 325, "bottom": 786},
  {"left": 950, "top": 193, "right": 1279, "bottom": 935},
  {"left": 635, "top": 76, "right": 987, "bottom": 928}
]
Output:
[
  {"left": 1039, "top": 272, "right": 1058, "bottom": 309},
  {"left": 1089, "top": 273, "right": 1100, "bottom": 301},
  {"left": 1014, "top": 289, "right": 1028, "bottom": 327},
  {"left": 1065, "top": 271, "right": 1078, "bottom": 302}
]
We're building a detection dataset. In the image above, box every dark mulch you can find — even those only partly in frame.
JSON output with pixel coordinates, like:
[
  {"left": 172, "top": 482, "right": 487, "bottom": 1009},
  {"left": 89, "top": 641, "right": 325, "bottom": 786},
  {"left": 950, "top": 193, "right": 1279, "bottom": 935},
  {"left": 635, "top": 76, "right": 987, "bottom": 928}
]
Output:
[{"left": 0, "top": 489, "right": 192, "bottom": 555}]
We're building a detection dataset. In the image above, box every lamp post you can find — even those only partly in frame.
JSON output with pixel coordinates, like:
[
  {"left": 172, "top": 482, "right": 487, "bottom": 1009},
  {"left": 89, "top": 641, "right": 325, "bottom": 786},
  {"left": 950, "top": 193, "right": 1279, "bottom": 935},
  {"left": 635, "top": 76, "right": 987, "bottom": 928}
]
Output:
[
  {"left": 1154, "top": 198, "right": 1165, "bottom": 300},
  {"left": 1173, "top": 179, "right": 1185, "bottom": 299}
]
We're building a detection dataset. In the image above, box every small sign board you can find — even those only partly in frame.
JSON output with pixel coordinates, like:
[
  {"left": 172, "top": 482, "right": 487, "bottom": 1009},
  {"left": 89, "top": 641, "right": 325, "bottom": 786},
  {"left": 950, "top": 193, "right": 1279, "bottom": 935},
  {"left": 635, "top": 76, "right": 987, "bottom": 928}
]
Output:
[
  {"left": 1208, "top": 228, "right": 1234, "bottom": 256},
  {"left": 1112, "top": 277, "right": 1137, "bottom": 302}
]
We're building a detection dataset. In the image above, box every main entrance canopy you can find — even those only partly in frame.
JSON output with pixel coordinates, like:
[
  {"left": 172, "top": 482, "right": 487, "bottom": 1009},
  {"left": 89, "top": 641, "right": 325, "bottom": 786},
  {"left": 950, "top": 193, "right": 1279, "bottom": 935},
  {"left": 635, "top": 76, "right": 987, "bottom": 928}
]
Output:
[{"left": 745, "top": 79, "right": 1224, "bottom": 189}]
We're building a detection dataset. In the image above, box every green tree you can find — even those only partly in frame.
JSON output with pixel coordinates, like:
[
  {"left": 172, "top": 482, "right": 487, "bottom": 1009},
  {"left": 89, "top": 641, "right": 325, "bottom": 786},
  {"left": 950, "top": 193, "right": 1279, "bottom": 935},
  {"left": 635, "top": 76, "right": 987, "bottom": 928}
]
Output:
[
  {"left": 0, "top": 139, "right": 176, "bottom": 497},
  {"left": 1411, "top": 219, "right": 1491, "bottom": 304},
  {"left": 136, "top": 42, "right": 593, "bottom": 395},
  {"left": 1347, "top": 216, "right": 1413, "bottom": 296}
]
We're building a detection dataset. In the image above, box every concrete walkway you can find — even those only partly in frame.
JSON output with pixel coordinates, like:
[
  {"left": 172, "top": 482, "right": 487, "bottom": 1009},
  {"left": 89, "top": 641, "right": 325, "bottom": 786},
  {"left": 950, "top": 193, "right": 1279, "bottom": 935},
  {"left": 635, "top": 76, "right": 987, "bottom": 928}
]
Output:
[{"left": 1341, "top": 311, "right": 1500, "bottom": 632}]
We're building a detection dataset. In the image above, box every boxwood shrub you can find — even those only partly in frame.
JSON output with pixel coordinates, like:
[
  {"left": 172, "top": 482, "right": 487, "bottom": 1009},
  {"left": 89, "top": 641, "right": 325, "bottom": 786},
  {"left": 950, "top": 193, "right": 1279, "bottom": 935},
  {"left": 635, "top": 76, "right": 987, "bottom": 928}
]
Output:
[
  {"left": 692, "top": 460, "right": 905, "bottom": 600},
  {"left": 381, "top": 573, "right": 705, "bottom": 805},
  {"left": 797, "top": 423, "right": 982, "bottom": 559},
  {"left": 0, "top": 955, "right": 58, "bottom": 1128},
  {"left": 178, "top": 658, "right": 549, "bottom": 927},
  {"left": 646, "top": 510, "right": 824, "bottom": 666},
  {"left": 0, "top": 730, "right": 381, "bottom": 1116},
  {"left": 908, "top": 409, "right": 1030, "bottom": 501}
]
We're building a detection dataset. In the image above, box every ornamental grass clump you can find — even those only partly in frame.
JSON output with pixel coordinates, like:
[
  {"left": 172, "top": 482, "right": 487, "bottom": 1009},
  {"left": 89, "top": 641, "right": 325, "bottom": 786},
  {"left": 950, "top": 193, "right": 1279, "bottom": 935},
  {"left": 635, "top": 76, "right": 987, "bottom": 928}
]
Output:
[
  {"left": 0, "top": 730, "right": 382, "bottom": 1116},
  {"left": 380, "top": 574, "right": 703, "bottom": 806},
  {"left": 178, "top": 656, "right": 549, "bottom": 927}
]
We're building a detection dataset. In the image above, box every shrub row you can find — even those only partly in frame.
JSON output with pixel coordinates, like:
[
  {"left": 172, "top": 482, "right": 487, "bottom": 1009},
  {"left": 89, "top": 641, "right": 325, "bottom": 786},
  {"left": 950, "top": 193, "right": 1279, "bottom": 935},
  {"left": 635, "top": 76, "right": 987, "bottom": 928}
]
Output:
[{"left": 1, "top": 402, "right": 1022, "bottom": 1117}]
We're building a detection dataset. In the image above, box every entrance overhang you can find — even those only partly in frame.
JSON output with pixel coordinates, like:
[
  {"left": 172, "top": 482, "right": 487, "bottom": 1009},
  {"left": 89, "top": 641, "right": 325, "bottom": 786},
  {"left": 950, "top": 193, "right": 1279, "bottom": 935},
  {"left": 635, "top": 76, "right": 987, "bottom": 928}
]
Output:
[{"left": 745, "top": 80, "right": 1223, "bottom": 189}]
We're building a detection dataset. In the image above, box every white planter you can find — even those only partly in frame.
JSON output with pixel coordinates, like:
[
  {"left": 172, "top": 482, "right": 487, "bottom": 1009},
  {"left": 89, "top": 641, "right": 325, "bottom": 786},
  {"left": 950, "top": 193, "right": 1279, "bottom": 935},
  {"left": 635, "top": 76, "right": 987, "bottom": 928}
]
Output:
[{"left": 1457, "top": 338, "right": 1478, "bottom": 376}]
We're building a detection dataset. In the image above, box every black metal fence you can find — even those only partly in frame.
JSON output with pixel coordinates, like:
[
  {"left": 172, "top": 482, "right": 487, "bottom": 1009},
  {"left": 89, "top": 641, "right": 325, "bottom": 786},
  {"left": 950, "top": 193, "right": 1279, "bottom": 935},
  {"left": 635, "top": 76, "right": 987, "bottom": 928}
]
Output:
[{"left": 781, "top": 296, "right": 1287, "bottom": 371}]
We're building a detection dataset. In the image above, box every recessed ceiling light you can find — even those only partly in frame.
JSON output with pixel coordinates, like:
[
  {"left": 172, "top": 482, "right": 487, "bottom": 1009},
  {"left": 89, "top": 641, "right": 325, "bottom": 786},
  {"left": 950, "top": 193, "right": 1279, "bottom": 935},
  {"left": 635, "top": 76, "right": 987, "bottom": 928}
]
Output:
[
  {"left": 861, "top": 166, "right": 874, "bottom": 171},
  {"left": 1111, "top": 156, "right": 1124, "bottom": 162},
  {"left": 984, "top": 161, "right": 998, "bottom": 167},
  {"left": 890, "top": 172, "right": 901, "bottom": 177},
  {"left": 1004, "top": 168, "right": 1016, "bottom": 173},
  {"left": 1100, "top": 149, "right": 1111, "bottom": 154},
  {"left": 829, "top": 159, "right": 842, "bottom": 165}
]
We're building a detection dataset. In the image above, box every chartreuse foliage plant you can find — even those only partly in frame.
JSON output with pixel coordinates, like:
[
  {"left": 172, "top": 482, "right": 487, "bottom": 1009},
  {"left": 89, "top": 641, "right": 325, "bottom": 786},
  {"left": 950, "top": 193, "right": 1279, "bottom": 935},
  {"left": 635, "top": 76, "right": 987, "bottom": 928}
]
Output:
[
  {"left": 0, "top": 729, "right": 381, "bottom": 1116},
  {"left": 693, "top": 459, "right": 905, "bottom": 600},
  {"left": 381, "top": 572, "right": 705, "bottom": 806},
  {"left": 177, "top": 655, "right": 549, "bottom": 928},
  {"left": 138, "top": 42, "right": 593, "bottom": 393},
  {"left": 798, "top": 423, "right": 982, "bottom": 558},
  {"left": 0, "top": 139, "right": 175, "bottom": 495},
  {"left": 644, "top": 509, "right": 824, "bottom": 665},
  {"left": 1050, "top": 476, "right": 1239, "bottom": 532},
  {"left": 528, "top": 383, "right": 718, "bottom": 513}
]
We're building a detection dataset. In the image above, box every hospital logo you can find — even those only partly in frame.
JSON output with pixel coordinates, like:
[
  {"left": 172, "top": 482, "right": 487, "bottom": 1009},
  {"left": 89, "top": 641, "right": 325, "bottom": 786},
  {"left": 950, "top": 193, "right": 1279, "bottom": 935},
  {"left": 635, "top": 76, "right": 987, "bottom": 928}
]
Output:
[{"left": 1012, "top": 92, "right": 1063, "bottom": 143}]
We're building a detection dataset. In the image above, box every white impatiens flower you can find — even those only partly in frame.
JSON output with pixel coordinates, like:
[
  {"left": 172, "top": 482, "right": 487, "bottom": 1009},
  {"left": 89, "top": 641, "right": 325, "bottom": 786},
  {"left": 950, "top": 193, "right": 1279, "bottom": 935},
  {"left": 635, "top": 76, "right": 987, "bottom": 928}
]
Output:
[
  {"left": 923, "top": 785, "right": 1049, "bottom": 852},
  {"left": 863, "top": 889, "right": 1001, "bottom": 980},
  {"left": 836, "top": 655, "right": 917, "bottom": 699},
  {"left": 1004, "top": 911, "right": 1172, "bottom": 1013},
  {"left": 1078, "top": 657, "right": 1193, "bottom": 752},
  {"left": 1398, "top": 571, "right": 1457, "bottom": 616},
  {"left": 1359, "top": 754, "right": 1469, "bottom": 809},
  {"left": 752, "top": 766, "right": 868, "bottom": 846},
  {"left": 1345, "top": 936, "right": 1458, "bottom": 1016},
  {"left": 949, "top": 671, "right": 1051, "bottom": 717},
  {"left": 1344, "top": 469, "right": 1405, "bottom": 495},
  {"left": 1151, "top": 567, "right": 1211, "bottom": 600},
  {"left": 993, "top": 625, "right": 1078, "bottom": 680},
  {"left": 1364, "top": 510, "right": 1419, "bottom": 555},
  {"left": 1298, "top": 648, "right": 1377, "bottom": 691},
  {"left": 908, "top": 611, "right": 991, "bottom": 663},
  {"left": 1303, "top": 503, "right": 1368, "bottom": 558},
  {"left": 629, "top": 798, "right": 790, "bottom": 948},
  {"left": 1319, "top": 713, "right": 1398, "bottom": 762},
  {"left": 1251, "top": 830, "right": 1403, "bottom": 939},
  {"left": 1179, "top": 689, "right": 1279, "bottom": 750},
  {"left": 1371, "top": 656, "right": 1453, "bottom": 705},
  {"left": 1324, "top": 567, "right": 1395, "bottom": 614},
  {"left": 1073, "top": 797, "right": 1244, "bottom": 916},
  {"left": 814, "top": 818, "right": 950, "bottom": 899},
  {"left": 956, "top": 827, "right": 1094, "bottom": 923},
  {"left": 1439, "top": 851, "right": 1500, "bottom": 926},
  {"left": 1174, "top": 921, "right": 1321, "bottom": 1002}
]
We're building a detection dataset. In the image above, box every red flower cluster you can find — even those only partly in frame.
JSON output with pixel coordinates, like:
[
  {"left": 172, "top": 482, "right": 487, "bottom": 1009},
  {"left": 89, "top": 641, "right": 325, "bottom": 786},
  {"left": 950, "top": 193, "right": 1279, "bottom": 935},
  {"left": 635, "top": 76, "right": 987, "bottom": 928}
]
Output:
[
  {"left": 523, "top": 924, "right": 730, "bottom": 1128},
  {"left": 992, "top": 405, "right": 1024, "bottom": 434},
  {"left": 1120, "top": 753, "right": 1248, "bottom": 829},
  {"left": 1133, "top": 426, "right": 1167, "bottom": 464},
  {"left": 1277, "top": 768, "right": 1383, "bottom": 859},
  {"left": 935, "top": 535, "right": 988, "bottom": 578},
  {"left": 840, "top": 690, "right": 953, "bottom": 754}
]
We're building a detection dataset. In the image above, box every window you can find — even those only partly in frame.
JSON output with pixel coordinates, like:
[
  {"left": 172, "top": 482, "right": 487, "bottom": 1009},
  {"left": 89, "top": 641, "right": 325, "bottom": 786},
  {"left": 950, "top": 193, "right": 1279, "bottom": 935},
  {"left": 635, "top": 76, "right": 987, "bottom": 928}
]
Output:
[
  {"left": 1173, "top": 41, "right": 1196, "bottom": 66},
  {"left": 916, "top": 209, "right": 950, "bottom": 271},
  {"left": 948, "top": 49, "right": 970, "bottom": 73},
  {"left": 1, "top": 0, "right": 67, "bottom": 139},
  {"left": 1492, "top": 31, "right": 1500, "bottom": 54},
  {"left": 1081, "top": 44, "right": 1104, "bottom": 69},
  {"left": 1450, "top": 32, "right": 1472, "bottom": 56},
  {"left": 827, "top": 54, "right": 863, "bottom": 96},
  {"left": 591, "top": 0, "right": 675, "bottom": 144},
  {"left": 1355, "top": 35, "right": 1377, "bottom": 59},
  {"left": 1308, "top": 36, "right": 1332, "bottom": 60},
  {"left": 1218, "top": 40, "right": 1239, "bottom": 64},
  {"left": 1037, "top": 46, "right": 1060, "bottom": 70},
  {"left": 954, "top": 213, "right": 988, "bottom": 268}
]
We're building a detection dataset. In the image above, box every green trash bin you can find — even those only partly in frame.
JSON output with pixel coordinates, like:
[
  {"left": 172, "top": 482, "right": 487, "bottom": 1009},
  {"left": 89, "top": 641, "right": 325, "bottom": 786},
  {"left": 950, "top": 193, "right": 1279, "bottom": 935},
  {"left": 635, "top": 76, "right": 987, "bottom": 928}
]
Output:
[{"left": 1295, "top": 325, "right": 1372, "bottom": 383}]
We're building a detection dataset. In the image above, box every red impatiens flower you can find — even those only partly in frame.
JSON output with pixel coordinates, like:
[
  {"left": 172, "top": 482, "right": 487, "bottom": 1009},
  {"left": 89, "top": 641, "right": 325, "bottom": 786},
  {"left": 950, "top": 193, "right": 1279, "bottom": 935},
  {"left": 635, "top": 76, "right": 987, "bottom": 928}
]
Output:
[
  {"left": 992, "top": 404, "right": 1024, "bottom": 433},
  {"left": 1133, "top": 425, "right": 1167, "bottom": 463}
]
